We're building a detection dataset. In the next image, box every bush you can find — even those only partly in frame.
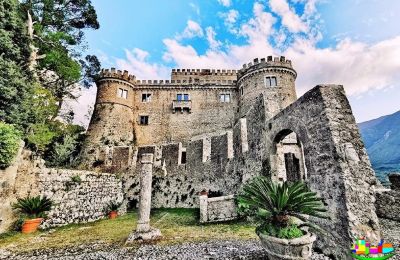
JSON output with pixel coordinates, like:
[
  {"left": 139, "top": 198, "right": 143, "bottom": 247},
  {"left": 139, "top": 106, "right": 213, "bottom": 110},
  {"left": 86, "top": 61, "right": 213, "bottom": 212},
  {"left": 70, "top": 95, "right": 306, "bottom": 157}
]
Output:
[
  {"left": 44, "top": 124, "right": 85, "bottom": 167},
  {"left": 237, "top": 177, "right": 328, "bottom": 238},
  {"left": 104, "top": 201, "right": 122, "bottom": 214},
  {"left": 0, "top": 122, "right": 21, "bottom": 168},
  {"left": 12, "top": 196, "right": 53, "bottom": 219}
]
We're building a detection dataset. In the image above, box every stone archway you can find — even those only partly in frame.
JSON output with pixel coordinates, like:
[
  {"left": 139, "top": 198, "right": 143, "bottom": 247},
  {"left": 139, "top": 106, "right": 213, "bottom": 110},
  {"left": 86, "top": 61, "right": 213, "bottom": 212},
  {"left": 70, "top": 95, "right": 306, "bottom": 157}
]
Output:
[{"left": 271, "top": 130, "right": 307, "bottom": 183}]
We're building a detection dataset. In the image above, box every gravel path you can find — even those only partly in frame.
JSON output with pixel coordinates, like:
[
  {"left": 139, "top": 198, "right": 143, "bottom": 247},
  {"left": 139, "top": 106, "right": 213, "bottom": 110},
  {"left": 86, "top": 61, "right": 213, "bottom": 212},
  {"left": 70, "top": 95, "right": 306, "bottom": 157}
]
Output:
[
  {"left": 0, "top": 240, "right": 330, "bottom": 260},
  {"left": 1, "top": 218, "right": 398, "bottom": 260}
]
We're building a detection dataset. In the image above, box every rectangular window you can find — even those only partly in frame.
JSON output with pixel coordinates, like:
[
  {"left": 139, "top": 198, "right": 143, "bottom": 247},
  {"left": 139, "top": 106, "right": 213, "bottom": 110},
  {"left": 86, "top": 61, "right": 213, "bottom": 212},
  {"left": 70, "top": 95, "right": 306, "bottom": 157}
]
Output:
[
  {"left": 139, "top": 116, "right": 149, "bottom": 125},
  {"left": 266, "top": 76, "right": 277, "bottom": 87},
  {"left": 142, "top": 93, "right": 152, "bottom": 102},
  {"left": 181, "top": 151, "right": 187, "bottom": 164},
  {"left": 220, "top": 94, "right": 231, "bottom": 103},
  {"left": 177, "top": 93, "right": 189, "bottom": 101},
  {"left": 240, "top": 87, "right": 244, "bottom": 96},
  {"left": 117, "top": 88, "right": 128, "bottom": 99}
]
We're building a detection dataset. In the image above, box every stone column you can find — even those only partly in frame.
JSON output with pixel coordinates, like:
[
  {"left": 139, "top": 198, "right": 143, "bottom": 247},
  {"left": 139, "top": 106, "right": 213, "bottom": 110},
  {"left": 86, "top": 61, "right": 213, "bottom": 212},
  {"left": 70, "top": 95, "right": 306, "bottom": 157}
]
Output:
[
  {"left": 136, "top": 153, "right": 153, "bottom": 232},
  {"left": 199, "top": 194, "right": 208, "bottom": 223},
  {"left": 126, "top": 153, "right": 161, "bottom": 243}
]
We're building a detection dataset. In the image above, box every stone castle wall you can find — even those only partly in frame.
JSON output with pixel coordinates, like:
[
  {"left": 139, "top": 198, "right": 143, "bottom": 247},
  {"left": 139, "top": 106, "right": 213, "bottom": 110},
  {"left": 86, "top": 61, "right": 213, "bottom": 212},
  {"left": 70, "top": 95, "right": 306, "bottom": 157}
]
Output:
[
  {"left": 39, "top": 169, "right": 123, "bottom": 228},
  {"left": 124, "top": 130, "right": 240, "bottom": 209},
  {"left": 131, "top": 86, "right": 237, "bottom": 146},
  {"left": 0, "top": 149, "right": 123, "bottom": 232}
]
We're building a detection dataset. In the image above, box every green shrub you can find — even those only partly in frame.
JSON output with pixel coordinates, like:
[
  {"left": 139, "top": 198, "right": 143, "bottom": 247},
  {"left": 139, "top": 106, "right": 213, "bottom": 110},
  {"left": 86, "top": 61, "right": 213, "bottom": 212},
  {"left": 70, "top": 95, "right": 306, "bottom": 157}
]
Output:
[
  {"left": 26, "top": 123, "right": 58, "bottom": 154},
  {"left": 104, "top": 201, "right": 122, "bottom": 213},
  {"left": 12, "top": 196, "right": 53, "bottom": 219},
  {"left": 0, "top": 122, "right": 21, "bottom": 168},
  {"left": 70, "top": 175, "right": 82, "bottom": 183},
  {"left": 237, "top": 177, "right": 328, "bottom": 238}
]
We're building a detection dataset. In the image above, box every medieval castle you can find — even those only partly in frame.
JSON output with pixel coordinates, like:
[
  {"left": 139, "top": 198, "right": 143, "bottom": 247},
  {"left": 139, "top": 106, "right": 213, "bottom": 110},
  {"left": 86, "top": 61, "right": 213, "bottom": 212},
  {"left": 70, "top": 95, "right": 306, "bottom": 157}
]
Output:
[{"left": 79, "top": 56, "right": 381, "bottom": 256}]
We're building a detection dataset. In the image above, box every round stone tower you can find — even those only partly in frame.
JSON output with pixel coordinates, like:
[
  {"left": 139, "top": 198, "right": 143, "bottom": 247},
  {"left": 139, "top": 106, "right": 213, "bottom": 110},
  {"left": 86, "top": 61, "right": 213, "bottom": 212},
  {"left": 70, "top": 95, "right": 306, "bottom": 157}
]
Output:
[
  {"left": 81, "top": 68, "right": 136, "bottom": 168},
  {"left": 237, "top": 56, "right": 297, "bottom": 119}
]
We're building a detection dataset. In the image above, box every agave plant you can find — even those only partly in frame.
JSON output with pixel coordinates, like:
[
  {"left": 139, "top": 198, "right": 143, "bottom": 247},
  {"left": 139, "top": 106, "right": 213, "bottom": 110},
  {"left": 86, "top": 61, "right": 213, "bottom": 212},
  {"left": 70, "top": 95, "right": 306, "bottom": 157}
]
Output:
[
  {"left": 237, "top": 176, "right": 328, "bottom": 237},
  {"left": 104, "top": 201, "right": 122, "bottom": 213},
  {"left": 12, "top": 196, "right": 52, "bottom": 219}
]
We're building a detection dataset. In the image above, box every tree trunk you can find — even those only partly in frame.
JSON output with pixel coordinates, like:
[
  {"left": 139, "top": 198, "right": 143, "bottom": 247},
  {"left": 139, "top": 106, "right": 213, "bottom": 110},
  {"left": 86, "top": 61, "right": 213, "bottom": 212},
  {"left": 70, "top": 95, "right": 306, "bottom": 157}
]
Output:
[{"left": 27, "top": 10, "right": 38, "bottom": 73}]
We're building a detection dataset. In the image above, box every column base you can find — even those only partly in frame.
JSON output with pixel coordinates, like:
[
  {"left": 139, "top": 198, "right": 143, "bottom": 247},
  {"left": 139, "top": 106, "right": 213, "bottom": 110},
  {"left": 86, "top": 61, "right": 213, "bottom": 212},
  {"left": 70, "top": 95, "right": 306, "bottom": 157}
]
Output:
[{"left": 125, "top": 226, "right": 162, "bottom": 244}]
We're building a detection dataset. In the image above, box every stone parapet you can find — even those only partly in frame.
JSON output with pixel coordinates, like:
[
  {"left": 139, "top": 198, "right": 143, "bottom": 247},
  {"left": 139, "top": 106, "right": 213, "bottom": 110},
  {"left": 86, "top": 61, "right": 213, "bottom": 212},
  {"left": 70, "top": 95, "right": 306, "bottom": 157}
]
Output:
[{"left": 199, "top": 194, "right": 238, "bottom": 223}]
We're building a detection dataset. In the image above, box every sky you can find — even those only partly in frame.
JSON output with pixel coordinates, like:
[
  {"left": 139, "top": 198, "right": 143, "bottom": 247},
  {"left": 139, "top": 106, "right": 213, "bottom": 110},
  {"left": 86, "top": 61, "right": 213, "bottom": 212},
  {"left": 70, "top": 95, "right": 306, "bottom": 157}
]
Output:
[{"left": 68, "top": 0, "right": 400, "bottom": 126}]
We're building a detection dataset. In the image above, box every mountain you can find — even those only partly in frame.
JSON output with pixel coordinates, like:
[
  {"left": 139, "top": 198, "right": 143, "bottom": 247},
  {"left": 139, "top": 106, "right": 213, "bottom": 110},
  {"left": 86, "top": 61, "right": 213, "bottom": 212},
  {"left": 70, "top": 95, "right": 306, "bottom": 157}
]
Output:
[{"left": 358, "top": 110, "right": 400, "bottom": 184}]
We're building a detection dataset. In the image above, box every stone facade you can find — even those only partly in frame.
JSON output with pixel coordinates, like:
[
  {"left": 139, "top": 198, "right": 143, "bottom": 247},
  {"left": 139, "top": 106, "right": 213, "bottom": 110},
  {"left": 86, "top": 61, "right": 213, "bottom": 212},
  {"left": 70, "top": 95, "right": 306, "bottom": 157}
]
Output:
[
  {"left": 199, "top": 194, "right": 238, "bottom": 223},
  {"left": 80, "top": 56, "right": 382, "bottom": 258},
  {"left": 39, "top": 169, "right": 123, "bottom": 228},
  {"left": 0, "top": 147, "right": 123, "bottom": 232}
]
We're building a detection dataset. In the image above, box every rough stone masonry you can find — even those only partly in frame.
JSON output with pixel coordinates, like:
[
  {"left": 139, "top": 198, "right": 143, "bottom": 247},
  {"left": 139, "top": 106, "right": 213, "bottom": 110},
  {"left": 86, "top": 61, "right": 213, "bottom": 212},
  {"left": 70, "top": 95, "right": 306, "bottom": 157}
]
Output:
[{"left": 80, "top": 56, "right": 382, "bottom": 258}]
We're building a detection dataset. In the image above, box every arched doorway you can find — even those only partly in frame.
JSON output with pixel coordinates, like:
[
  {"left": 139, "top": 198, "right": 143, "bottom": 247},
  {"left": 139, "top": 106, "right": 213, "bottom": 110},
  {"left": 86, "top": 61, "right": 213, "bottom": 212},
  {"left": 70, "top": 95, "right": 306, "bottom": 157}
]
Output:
[{"left": 272, "top": 129, "right": 307, "bottom": 182}]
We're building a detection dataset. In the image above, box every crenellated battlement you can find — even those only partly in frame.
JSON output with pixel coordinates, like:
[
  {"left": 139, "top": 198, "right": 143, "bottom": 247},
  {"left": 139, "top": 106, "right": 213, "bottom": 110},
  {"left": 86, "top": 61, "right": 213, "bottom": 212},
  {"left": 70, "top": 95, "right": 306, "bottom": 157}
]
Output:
[
  {"left": 171, "top": 68, "right": 237, "bottom": 82},
  {"left": 237, "top": 56, "right": 296, "bottom": 80},
  {"left": 171, "top": 68, "right": 238, "bottom": 76},
  {"left": 98, "top": 68, "right": 237, "bottom": 86},
  {"left": 99, "top": 68, "right": 136, "bottom": 84},
  {"left": 134, "top": 79, "right": 236, "bottom": 86}
]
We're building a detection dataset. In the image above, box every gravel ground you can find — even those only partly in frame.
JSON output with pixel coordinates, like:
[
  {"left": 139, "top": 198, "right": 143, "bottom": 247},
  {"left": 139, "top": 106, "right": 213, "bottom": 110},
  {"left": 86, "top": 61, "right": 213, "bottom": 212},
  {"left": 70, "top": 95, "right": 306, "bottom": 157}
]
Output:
[
  {"left": 0, "top": 240, "right": 330, "bottom": 260},
  {"left": 1, "top": 218, "right": 398, "bottom": 260}
]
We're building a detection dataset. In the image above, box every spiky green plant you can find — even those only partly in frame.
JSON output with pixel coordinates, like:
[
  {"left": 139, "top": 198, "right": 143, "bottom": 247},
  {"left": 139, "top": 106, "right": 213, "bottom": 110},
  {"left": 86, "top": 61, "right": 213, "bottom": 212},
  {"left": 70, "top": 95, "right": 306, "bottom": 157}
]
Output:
[
  {"left": 104, "top": 201, "right": 122, "bottom": 213},
  {"left": 12, "top": 196, "right": 53, "bottom": 219},
  {"left": 237, "top": 177, "right": 328, "bottom": 237}
]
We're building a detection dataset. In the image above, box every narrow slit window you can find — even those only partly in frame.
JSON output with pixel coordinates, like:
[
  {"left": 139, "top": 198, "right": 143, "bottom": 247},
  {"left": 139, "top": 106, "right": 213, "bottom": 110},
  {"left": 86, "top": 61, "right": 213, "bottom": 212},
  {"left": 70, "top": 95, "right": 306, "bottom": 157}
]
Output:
[
  {"left": 142, "top": 93, "right": 152, "bottom": 102},
  {"left": 240, "top": 87, "right": 244, "bottom": 96},
  {"left": 181, "top": 151, "right": 187, "bottom": 164},
  {"left": 266, "top": 76, "right": 277, "bottom": 87},
  {"left": 139, "top": 116, "right": 149, "bottom": 125},
  {"left": 117, "top": 88, "right": 128, "bottom": 99}
]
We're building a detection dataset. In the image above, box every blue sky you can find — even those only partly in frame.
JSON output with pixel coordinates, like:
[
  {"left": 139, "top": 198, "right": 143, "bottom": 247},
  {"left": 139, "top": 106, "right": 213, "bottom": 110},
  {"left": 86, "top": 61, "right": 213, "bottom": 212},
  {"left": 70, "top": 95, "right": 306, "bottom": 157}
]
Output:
[{"left": 71, "top": 0, "right": 400, "bottom": 125}]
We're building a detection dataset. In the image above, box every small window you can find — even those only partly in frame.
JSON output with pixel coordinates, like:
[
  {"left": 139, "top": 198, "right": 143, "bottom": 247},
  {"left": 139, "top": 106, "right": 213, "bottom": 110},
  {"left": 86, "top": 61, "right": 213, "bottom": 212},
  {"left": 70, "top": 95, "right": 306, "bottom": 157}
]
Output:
[
  {"left": 240, "top": 87, "right": 244, "bottom": 96},
  {"left": 177, "top": 93, "right": 189, "bottom": 101},
  {"left": 181, "top": 151, "right": 187, "bottom": 164},
  {"left": 220, "top": 94, "right": 231, "bottom": 103},
  {"left": 117, "top": 88, "right": 128, "bottom": 99},
  {"left": 142, "top": 93, "right": 152, "bottom": 102},
  {"left": 139, "top": 116, "right": 149, "bottom": 125},
  {"left": 266, "top": 76, "right": 277, "bottom": 87}
]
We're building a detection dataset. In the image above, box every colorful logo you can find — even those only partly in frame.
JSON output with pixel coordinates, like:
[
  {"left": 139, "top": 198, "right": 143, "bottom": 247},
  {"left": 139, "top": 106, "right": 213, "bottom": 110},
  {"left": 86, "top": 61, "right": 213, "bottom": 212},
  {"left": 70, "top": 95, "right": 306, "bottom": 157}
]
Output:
[{"left": 351, "top": 239, "right": 396, "bottom": 260}]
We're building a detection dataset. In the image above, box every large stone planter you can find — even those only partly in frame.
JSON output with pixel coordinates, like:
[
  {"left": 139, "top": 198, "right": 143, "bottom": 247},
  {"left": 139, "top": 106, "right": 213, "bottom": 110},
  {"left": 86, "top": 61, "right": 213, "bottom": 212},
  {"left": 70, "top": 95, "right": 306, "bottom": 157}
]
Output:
[{"left": 258, "top": 231, "right": 316, "bottom": 260}]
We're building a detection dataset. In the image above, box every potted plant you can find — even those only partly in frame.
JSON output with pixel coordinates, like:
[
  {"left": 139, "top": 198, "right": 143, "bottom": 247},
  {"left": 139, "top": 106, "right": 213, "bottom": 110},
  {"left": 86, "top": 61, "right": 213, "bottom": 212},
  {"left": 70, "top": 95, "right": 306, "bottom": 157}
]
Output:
[
  {"left": 105, "top": 201, "right": 122, "bottom": 219},
  {"left": 237, "top": 177, "right": 328, "bottom": 260},
  {"left": 12, "top": 196, "right": 52, "bottom": 234}
]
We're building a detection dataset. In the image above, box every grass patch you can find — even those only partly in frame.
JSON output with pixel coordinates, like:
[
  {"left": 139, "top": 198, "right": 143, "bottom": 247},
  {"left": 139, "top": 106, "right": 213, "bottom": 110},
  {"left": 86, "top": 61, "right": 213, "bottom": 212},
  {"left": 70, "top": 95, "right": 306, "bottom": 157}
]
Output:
[{"left": 0, "top": 209, "right": 256, "bottom": 253}]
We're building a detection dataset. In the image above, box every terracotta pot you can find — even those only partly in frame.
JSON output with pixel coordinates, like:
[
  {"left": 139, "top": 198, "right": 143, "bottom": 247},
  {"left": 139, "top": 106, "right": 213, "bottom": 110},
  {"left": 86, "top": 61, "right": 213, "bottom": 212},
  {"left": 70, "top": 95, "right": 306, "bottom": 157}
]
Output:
[
  {"left": 258, "top": 230, "right": 316, "bottom": 260},
  {"left": 109, "top": 211, "right": 118, "bottom": 219},
  {"left": 200, "top": 190, "right": 208, "bottom": 196},
  {"left": 21, "top": 218, "right": 43, "bottom": 234}
]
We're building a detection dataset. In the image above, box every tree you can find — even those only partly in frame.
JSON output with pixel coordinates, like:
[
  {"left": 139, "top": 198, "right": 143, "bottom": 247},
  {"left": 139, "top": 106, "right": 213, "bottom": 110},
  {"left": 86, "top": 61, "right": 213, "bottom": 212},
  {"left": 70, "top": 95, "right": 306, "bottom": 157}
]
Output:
[
  {"left": 20, "top": 0, "right": 101, "bottom": 115},
  {"left": 0, "top": 0, "right": 35, "bottom": 128}
]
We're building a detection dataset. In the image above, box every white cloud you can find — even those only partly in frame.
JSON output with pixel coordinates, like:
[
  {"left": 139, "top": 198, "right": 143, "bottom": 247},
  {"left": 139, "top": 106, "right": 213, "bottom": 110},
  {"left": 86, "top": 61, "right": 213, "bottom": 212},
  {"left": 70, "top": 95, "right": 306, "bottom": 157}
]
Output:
[
  {"left": 269, "top": 0, "right": 308, "bottom": 33},
  {"left": 222, "top": 9, "right": 239, "bottom": 24},
  {"left": 219, "top": 9, "right": 239, "bottom": 34},
  {"left": 286, "top": 36, "right": 400, "bottom": 96},
  {"left": 116, "top": 48, "right": 170, "bottom": 79},
  {"left": 217, "top": 0, "right": 231, "bottom": 7},
  {"left": 176, "top": 20, "right": 204, "bottom": 40},
  {"left": 206, "top": 27, "right": 222, "bottom": 50}
]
